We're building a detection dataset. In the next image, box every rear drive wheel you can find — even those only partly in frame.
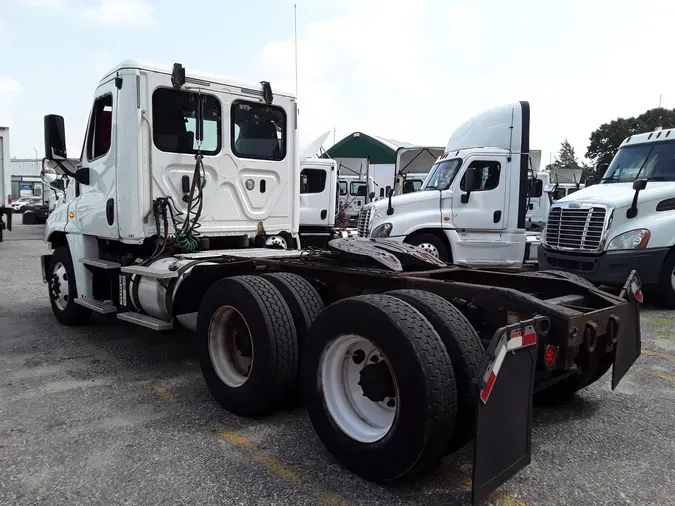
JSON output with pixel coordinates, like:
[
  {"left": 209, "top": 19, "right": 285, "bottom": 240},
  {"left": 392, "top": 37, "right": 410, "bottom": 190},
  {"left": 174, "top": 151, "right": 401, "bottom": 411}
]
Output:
[
  {"left": 196, "top": 275, "right": 298, "bottom": 416},
  {"left": 386, "top": 289, "right": 485, "bottom": 452},
  {"left": 48, "top": 246, "right": 91, "bottom": 326},
  {"left": 302, "top": 294, "right": 457, "bottom": 482},
  {"left": 405, "top": 233, "right": 449, "bottom": 262},
  {"left": 262, "top": 272, "right": 324, "bottom": 399}
]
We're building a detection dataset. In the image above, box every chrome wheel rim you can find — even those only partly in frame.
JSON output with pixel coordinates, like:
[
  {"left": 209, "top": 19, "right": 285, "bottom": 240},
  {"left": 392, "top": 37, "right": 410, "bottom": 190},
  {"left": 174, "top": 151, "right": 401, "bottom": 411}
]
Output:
[{"left": 417, "top": 242, "right": 440, "bottom": 258}]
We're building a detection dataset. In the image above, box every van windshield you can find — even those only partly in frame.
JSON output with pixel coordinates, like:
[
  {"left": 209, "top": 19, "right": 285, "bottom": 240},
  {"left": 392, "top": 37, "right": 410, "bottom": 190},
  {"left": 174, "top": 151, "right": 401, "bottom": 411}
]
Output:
[
  {"left": 421, "top": 159, "right": 462, "bottom": 191},
  {"left": 602, "top": 139, "right": 675, "bottom": 183}
]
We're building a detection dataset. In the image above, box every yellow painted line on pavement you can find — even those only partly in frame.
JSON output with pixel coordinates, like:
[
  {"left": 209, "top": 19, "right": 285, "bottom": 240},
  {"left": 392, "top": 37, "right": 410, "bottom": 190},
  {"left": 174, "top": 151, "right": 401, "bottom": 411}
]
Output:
[
  {"left": 154, "top": 386, "right": 175, "bottom": 403},
  {"left": 642, "top": 349, "right": 675, "bottom": 362},
  {"left": 216, "top": 428, "right": 350, "bottom": 505},
  {"left": 644, "top": 370, "right": 675, "bottom": 383},
  {"left": 440, "top": 469, "right": 529, "bottom": 506}
]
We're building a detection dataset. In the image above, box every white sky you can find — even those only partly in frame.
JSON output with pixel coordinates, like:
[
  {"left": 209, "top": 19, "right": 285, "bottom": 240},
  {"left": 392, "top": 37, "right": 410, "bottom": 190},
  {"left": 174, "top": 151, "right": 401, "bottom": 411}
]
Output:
[{"left": 2, "top": 0, "right": 674, "bottom": 166}]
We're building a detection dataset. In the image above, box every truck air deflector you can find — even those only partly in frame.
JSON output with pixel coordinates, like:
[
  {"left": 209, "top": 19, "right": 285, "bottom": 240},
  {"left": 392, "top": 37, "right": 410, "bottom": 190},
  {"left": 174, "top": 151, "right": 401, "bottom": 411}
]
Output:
[{"left": 472, "top": 315, "right": 548, "bottom": 506}]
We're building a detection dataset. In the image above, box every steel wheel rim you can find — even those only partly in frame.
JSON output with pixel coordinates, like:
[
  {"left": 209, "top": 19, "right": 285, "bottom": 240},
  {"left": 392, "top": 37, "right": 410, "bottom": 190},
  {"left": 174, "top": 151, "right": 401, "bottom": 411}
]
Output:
[
  {"left": 671, "top": 268, "right": 675, "bottom": 292},
  {"left": 320, "top": 334, "right": 398, "bottom": 443},
  {"left": 417, "top": 242, "right": 440, "bottom": 258},
  {"left": 50, "top": 262, "right": 69, "bottom": 310},
  {"left": 208, "top": 306, "right": 254, "bottom": 388}
]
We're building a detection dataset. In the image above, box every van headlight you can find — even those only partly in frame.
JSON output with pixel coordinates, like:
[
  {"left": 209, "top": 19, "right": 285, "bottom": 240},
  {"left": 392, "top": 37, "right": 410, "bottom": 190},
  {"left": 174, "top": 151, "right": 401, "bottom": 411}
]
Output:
[
  {"left": 607, "top": 229, "right": 650, "bottom": 250},
  {"left": 371, "top": 223, "right": 393, "bottom": 238}
]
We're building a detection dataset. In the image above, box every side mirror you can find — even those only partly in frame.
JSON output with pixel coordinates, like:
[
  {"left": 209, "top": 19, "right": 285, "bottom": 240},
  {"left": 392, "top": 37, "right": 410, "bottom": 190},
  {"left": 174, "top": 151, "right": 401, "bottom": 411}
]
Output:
[
  {"left": 44, "top": 115, "right": 67, "bottom": 161},
  {"left": 387, "top": 188, "right": 394, "bottom": 198},
  {"left": 633, "top": 178, "right": 647, "bottom": 191},
  {"left": 40, "top": 161, "right": 58, "bottom": 185},
  {"left": 461, "top": 167, "right": 478, "bottom": 204},
  {"left": 529, "top": 178, "right": 543, "bottom": 198},
  {"left": 368, "top": 191, "right": 376, "bottom": 200}
]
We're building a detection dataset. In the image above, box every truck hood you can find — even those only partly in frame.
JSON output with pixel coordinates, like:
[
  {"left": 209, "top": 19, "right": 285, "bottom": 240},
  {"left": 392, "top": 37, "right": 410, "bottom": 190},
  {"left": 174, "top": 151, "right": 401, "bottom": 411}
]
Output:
[
  {"left": 559, "top": 182, "right": 675, "bottom": 208},
  {"left": 371, "top": 190, "right": 440, "bottom": 213}
]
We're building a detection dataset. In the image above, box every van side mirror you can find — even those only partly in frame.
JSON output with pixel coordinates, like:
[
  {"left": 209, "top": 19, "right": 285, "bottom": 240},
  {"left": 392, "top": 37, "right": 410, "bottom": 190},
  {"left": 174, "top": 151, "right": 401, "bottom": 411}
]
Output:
[
  {"left": 44, "top": 115, "right": 67, "bottom": 161},
  {"left": 461, "top": 167, "right": 478, "bottom": 204},
  {"left": 529, "top": 178, "right": 543, "bottom": 198}
]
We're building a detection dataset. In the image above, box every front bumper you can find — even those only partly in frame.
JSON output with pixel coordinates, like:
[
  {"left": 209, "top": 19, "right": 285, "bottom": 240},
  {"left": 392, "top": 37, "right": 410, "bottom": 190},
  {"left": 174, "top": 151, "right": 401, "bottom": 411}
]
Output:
[{"left": 538, "top": 245, "right": 669, "bottom": 288}]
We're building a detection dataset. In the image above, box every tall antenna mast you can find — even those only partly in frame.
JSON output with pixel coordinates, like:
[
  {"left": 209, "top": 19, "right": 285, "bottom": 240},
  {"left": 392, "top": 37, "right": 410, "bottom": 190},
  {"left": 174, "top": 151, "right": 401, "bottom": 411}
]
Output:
[{"left": 294, "top": 4, "right": 299, "bottom": 98}]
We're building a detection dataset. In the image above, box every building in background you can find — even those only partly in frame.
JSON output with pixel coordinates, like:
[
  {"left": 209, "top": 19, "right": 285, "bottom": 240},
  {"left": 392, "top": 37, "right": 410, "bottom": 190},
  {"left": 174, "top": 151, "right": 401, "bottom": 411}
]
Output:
[{"left": 10, "top": 158, "right": 78, "bottom": 199}]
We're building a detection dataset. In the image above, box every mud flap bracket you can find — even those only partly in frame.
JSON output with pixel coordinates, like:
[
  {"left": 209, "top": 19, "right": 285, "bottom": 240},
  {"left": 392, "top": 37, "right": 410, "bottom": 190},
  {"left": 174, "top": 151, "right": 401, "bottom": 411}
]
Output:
[{"left": 471, "top": 315, "right": 549, "bottom": 506}]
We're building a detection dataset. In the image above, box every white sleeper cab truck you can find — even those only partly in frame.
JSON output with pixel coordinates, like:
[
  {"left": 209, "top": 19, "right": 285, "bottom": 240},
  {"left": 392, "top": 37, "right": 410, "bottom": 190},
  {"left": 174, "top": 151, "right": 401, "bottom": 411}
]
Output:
[
  {"left": 38, "top": 79, "right": 643, "bottom": 503},
  {"left": 539, "top": 128, "right": 675, "bottom": 307},
  {"left": 0, "top": 126, "right": 12, "bottom": 242},
  {"left": 358, "top": 102, "right": 543, "bottom": 269}
]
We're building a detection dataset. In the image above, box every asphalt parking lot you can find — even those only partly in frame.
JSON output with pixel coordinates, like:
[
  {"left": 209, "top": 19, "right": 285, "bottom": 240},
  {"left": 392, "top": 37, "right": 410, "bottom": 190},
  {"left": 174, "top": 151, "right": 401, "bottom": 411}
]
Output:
[{"left": 1, "top": 224, "right": 674, "bottom": 506}]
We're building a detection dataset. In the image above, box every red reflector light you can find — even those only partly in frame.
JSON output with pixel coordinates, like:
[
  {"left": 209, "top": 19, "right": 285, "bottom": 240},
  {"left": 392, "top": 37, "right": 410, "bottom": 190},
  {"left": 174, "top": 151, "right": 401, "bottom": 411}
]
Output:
[{"left": 545, "top": 345, "right": 557, "bottom": 368}]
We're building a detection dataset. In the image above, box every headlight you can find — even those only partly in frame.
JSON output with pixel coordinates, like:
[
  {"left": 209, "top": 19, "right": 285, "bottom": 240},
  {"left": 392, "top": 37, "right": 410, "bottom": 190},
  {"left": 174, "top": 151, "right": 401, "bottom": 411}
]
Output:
[
  {"left": 607, "top": 229, "right": 650, "bottom": 250},
  {"left": 371, "top": 223, "right": 393, "bottom": 238}
]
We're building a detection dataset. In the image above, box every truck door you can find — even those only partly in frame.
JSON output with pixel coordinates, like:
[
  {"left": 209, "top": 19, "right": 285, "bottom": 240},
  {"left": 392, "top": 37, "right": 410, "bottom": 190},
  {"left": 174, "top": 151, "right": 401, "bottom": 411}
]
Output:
[
  {"left": 299, "top": 165, "right": 332, "bottom": 227},
  {"left": 451, "top": 156, "right": 508, "bottom": 231},
  {"left": 75, "top": 79, "right": 119, "bottom": 239}
]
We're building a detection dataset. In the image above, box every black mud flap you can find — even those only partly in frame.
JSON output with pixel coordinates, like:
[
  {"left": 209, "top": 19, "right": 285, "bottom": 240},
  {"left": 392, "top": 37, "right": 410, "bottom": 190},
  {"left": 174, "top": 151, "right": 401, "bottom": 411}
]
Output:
[
  {"left": 471, "top": 315, "right": 549, "bottom": 506},
  {"left": 41, "top": 254, "right": 52, "bottom": 283},
  {"left": 612, "top": 270, "right": 643, "bottom": 390}
]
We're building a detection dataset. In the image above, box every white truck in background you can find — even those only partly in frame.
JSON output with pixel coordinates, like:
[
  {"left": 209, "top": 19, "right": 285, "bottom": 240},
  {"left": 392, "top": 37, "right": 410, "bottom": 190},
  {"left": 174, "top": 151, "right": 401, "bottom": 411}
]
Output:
[
  {"left": 357, "top": 102, "right": 544, "bottom": 269},
  {"left": 539, "top": 127, "right": 675, "bottom": 308},
  {"left": 0, "top": 127, "right": 13, "bottom": 242},
  {"left": 393, "top": 146, "right": 445, "bottom": 195}
]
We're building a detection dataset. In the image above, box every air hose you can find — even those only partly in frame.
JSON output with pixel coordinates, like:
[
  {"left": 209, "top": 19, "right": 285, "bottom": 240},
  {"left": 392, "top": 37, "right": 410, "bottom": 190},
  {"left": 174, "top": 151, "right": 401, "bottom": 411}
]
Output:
[{"left": 170, "top": 153, "right": 205, "bottom": 253}]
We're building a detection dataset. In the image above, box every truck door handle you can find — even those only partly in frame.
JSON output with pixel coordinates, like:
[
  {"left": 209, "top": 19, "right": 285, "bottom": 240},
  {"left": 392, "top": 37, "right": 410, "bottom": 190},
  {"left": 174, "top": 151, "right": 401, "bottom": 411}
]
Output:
[{"left": 493, "top": 210, "right": 502, "bottom": 223}]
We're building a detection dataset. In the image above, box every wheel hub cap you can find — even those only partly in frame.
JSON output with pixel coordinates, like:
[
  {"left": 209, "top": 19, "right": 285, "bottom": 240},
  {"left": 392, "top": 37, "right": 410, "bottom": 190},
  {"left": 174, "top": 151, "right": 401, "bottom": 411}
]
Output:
[
  {"left": 50, "top": 262, "right": 69, "bottom": 310},
  {"left": 417, "top": 243, "right": 440, "bottom": 258}
]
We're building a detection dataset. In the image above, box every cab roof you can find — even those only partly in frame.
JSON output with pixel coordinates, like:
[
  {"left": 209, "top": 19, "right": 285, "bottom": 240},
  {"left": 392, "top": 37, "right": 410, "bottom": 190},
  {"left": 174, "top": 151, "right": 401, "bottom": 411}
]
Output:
[
  {"left": 621, "top": 128, "right": 675, "bottom": 147},
  {"left": 100, "top": 60, "right": 296, "bottom": 99}
]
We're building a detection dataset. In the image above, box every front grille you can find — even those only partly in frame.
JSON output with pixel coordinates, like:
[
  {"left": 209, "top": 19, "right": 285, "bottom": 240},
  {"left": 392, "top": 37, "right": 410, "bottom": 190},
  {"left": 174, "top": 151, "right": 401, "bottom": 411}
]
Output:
[
  {"left": 357, "top": 206, "right": 372, "bottom": 237},
  {"left": 545, "top": 205, "right": 607, "bottom": 251}
]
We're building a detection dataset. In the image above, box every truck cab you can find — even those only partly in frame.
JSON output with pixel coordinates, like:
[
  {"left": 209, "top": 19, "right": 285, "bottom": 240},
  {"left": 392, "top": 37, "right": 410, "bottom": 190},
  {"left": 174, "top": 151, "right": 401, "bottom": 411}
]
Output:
[
  {"left": 44, "top": 60, "right": 299, "bottom": 254},
  {"left": 357, "top": 102, "right": 542, "bottom": 269},
  {"left": 539, "top": 129, "right": 675, "bottom": 307}
]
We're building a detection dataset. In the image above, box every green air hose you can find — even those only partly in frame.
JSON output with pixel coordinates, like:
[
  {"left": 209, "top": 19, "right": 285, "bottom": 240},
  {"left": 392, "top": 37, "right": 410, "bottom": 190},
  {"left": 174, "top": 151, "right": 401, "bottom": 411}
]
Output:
[{"left": 169, "top": 153, "right": 205, "bottom": 253}]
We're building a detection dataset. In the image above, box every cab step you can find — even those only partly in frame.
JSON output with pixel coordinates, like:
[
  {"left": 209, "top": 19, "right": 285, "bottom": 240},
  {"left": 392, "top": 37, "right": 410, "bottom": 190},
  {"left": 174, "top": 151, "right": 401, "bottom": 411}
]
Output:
[
  {"left": 74, "top": 297, "right": 118, "bottom": 314},
  {"left": 80, "top": 258, "right": 122, "bottom": 269},
  {"left": 117, "top": 311, "right": 174, "bottom": 331},
  {"left": 120, "top": 265, "right": 179, "bottom": 279}
]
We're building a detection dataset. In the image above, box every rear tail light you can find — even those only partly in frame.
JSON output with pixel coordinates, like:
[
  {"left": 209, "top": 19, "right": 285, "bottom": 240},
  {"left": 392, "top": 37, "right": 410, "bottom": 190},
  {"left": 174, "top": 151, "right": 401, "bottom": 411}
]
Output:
[{"left": 544, "top": 344, "right": 558, "bottom": 369}]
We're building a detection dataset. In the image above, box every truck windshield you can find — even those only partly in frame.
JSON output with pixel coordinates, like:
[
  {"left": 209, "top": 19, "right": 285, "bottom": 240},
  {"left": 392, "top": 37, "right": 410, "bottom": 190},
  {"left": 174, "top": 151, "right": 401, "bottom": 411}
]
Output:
[
  {"left": 422, "top": 159, "right": 462, "bottom": 191},
  {"left": 602, "top": 140, "right": 675, "bottom": 183}
]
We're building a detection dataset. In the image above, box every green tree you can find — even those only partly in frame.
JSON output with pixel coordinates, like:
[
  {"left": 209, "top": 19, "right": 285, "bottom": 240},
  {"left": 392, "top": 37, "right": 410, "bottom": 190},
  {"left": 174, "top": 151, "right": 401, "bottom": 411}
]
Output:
[
  {"left": 545, "top": 139, "right": 581, "bottom": 173},
  {"left": 586, "top": 108, "right": 675, "bottom": 176}
]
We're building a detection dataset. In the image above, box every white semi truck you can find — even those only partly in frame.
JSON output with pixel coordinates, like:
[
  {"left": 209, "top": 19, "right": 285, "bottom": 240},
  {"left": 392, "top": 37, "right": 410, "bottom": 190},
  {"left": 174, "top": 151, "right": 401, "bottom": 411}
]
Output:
[
  {"left": 0, "top": 127, "right": 13, "bottom": 242},
  {"left": 539, "top": 127, "right": 675, "bottom": 308},
  {"left": 38, "top": 61, "right": 642, "bottom": 504},
  {"left": 357, "top": 103, "right": 544, "bottom": 269}
]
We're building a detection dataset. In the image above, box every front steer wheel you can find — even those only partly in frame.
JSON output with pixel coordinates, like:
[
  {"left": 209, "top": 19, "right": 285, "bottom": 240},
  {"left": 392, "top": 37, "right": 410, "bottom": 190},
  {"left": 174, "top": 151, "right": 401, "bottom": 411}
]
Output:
[
  {"left": 196, "top": 275, "right": 298, "bottom": 417},
  {"left": 302, "top": 294, "right": 457, "bottom": 482},
  {"left": 48, "top": 246, "right": 92, "bottom": 326}
]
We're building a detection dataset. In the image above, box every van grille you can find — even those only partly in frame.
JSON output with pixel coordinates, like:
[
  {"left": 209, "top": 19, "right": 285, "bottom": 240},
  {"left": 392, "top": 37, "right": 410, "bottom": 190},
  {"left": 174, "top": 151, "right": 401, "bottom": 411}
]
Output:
[
  {"left": 357, "top": 206, "right": 372, "bottom": 237},
  {"left": 545, "top": 205, "right": 607, "bottom": 252}
]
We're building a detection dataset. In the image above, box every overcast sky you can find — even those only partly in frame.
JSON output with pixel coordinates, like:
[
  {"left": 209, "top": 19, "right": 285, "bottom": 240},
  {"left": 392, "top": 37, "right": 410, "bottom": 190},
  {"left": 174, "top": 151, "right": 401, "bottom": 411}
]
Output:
[{"left": 1, "top": 0, "right": 673, "bottom": 166}]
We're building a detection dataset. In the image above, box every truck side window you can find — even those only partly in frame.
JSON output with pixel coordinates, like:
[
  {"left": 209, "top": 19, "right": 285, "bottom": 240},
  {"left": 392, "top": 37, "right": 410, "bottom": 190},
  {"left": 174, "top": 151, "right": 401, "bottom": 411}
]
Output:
[
  {"left": 300, "top": 169, "right": 327, "bottom": 194},
  {"left": 152, "top": 88, "right": 221, "bottom": 156},
  {"left": 232, "top": 101, "right": 286, "bottom": 161},
  {"left": 350, "top": 182, "right": 366, "bottom": 196},
  {"left": 86, "top": 94, "right": 113, "bottom": 161},
  {"left": 339, "top": 182, "right": 348, "bottom": 196},
  {"left": 460, "top": 161, "right": 501, "bottom": 191}
]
